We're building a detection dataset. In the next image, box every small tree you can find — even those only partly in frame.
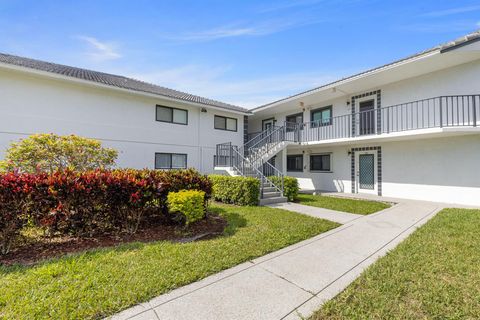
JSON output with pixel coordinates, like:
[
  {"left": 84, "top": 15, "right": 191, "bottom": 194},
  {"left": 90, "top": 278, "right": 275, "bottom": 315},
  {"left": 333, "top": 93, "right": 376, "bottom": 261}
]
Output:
[{"left": 0, "top": 133, "right": 118, "bottom": 173}]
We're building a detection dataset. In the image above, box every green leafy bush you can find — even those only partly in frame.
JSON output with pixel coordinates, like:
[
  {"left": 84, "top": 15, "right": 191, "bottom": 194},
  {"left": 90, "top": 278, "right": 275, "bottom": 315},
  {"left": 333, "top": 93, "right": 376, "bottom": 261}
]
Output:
[
  {"left": 268, "top": 176, "right": 299, "bottom": 201},
  {"left": 0, "top": 169, "right": 213, "bottom": 254},
  {"left": 209, "top": 175, "right": 259, "bottom": 206},
  {"left": 167, "top": 190, "right": 206, "bottom": 225},
  {"left": 0, "top": 172, "right": 40, "bottom": 254},
  {"left": 0, "top": 133, "right": 118, "bottom": 173}
]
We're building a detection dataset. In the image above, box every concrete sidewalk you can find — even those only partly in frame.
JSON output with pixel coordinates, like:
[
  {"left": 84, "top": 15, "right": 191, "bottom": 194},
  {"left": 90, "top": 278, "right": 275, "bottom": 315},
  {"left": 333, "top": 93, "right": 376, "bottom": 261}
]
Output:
[
  {"left": 110, "top": 199, "right": 444, "bottom": 320},
  {"left": 267, "top": 202, "right": 363, "bottom": 224}
]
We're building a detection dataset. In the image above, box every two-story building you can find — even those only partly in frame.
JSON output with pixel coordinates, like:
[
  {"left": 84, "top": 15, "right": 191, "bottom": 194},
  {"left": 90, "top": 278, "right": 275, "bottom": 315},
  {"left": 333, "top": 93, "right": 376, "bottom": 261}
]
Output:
[
  {"left": 1, "top": 31, "right": 480, "bottom": 206},
  {"left": 0, "top": 54, "right": 250, "bottom": 172},
  {"left": 244, "top": 31, "right": 480, "bottom": 206}
]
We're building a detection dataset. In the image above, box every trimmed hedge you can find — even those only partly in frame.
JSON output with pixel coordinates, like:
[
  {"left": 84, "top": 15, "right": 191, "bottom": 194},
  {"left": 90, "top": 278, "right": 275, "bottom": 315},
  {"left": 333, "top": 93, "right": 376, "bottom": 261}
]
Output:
[
  {"left": 167, "top": 190, "right": 206, "bottom": 225},
  {"left": 268, "top": 176, "right": 299, "bottom": 201},
  {"left": 0, "top": 168, "right": 212, "bottom": 254},
  {"left": 209, "top": 175, "right": 260, "bottom": 206}
]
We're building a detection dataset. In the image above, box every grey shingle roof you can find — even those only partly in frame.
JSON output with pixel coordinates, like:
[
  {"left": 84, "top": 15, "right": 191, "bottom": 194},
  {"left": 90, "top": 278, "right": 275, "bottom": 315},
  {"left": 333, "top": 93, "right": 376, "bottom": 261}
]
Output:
[
  {"left": 0, "top": 53, "right": 250, "bottom": 114},
  {"left": 252, "top": 29, "right": 480, "bottom": 111}
]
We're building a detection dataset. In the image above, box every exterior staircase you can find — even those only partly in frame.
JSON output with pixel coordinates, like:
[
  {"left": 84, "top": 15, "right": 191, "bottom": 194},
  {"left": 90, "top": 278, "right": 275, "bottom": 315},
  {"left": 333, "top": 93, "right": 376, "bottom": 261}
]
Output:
[{"left": 215, "top": 124, "right": 296, "bottom": 205}]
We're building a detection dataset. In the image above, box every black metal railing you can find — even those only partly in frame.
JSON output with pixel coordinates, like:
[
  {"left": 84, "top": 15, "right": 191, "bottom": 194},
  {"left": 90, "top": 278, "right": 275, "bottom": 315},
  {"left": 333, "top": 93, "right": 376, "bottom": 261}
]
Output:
[
  {"left": 293, "top": 95, "right": 479, "bottom": 142},
  {"left": 215, "top": 142, "right": 284, "bottom": 197},
  {"left": 215, "top": 94, "right": 480, "bottom": 199}
]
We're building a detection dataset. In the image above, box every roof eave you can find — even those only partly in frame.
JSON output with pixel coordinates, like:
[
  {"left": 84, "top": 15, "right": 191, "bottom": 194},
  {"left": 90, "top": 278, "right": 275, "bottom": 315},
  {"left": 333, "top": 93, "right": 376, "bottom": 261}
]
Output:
[
  {"left": 251, "top": 49, "right": 441, "bottom": 114},
  {"left": 0, "top": 62, "right": 252, "bottom": 115}
]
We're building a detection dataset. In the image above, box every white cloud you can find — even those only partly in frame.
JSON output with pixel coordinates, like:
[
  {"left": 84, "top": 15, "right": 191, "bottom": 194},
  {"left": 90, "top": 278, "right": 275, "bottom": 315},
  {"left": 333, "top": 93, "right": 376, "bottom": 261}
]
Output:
[
  {"left": 256, "top": 0, "right": 326, "bottom": 13},
  {"left": 77, "top": 36, "right": 121, "bottom": 62},
  {"left": 421, "top": 5, "right": 480, "bottom": 17},
  {"left": 167, "top": 17, "right": 325, "bottom": 42},
  {"left": 398, "top": 21, "right": 478, "bottom": 33},
  {"left": 130, "top": 65, "right": 340, "bottom": 108}
]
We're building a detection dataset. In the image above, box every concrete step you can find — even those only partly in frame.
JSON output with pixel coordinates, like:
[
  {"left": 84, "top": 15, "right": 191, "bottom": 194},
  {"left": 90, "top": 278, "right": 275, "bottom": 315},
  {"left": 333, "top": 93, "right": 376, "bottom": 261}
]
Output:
[
  {"left": 262, "top": 187, "right": 277, "bottom": 193},
  {"left": 262, "top": 191, "right": 281, "bottom": 199},
  {"left": 259, "top": 196, "right": 288, "bottom": 206}
]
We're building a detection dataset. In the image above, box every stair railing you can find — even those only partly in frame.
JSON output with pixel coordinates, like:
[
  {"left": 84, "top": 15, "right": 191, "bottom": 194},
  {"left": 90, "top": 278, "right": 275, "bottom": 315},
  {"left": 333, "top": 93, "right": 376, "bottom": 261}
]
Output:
[
  {"left": 261, "top": 160, "right": 284, "bottom": 195},
  {"left": 215, "top": 142, "right": 284, "bottom": 199}
]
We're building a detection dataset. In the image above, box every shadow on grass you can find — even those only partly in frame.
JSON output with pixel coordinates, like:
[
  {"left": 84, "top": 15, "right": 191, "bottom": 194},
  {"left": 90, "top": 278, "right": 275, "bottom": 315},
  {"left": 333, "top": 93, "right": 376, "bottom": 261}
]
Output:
[
  {"left": 0, "top": 206, "right": 248, "bottom": 275},
  {"left": 294, "top": 194, "right": 317, "bottom": 203}
]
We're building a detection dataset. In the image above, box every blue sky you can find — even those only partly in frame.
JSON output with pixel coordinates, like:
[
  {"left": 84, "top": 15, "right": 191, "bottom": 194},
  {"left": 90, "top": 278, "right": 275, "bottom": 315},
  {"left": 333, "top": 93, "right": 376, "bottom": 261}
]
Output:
[{"left": 0, "top": 0, "right": 479, "bottom": 108}]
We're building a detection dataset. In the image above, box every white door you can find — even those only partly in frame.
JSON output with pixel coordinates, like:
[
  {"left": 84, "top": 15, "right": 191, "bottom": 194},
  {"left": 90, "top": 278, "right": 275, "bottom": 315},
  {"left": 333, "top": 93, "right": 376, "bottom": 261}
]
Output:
[
  {"left": 355, "top": 151, "right": 377, "bottom": 194},
  {"left": 263, "top": 119, "right": 275, "bottom": 131}
]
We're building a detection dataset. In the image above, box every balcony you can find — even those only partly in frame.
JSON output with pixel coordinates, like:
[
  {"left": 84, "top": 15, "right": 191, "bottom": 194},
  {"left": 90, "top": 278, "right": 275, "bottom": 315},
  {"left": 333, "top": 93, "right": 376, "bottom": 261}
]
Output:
[{"left": 288, "top": 95, "right": 480, "bottom": 145}]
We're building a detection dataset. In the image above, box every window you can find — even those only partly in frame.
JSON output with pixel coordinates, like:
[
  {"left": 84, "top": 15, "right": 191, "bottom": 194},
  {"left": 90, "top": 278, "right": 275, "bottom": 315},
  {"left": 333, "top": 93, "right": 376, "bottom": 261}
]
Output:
[
  {"left": 155, "top": 153, "right": 187, "bottom": 169},
  {"left": 287, "top": 155, "right": 303, "bottom": 172},
  {"left": 310, "top": 154, "right": 331, "bottom": 172},
  {"left": 311, "top": 106, "right": 332, "bottom": 126},
  {"left": 214, "top": 155, "right": 232, "bottom": 167},
  {"left": 285, "top": 113, "right": 303, "bottom": 132},
  {"left": 156, "top": 105, "right": 188, "bottom": 125},
  {"left": 214, "top": 115, "right": 237, "bottom": 131}
]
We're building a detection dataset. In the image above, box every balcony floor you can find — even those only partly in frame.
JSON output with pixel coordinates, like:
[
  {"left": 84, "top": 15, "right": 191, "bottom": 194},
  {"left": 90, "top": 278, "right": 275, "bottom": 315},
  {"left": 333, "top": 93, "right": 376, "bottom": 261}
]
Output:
[{"left": 295, "top": 126, "right": 480, "bottom": 147}]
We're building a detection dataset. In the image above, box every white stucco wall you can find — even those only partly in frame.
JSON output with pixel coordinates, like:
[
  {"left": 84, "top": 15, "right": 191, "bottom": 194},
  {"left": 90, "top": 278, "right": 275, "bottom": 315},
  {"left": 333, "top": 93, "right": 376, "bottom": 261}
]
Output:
[
  {"left": 283, "top": 134, "right": 480, "bottom": 206},
  {"left": 381, "top": 135, "right": 480, "bottom": 205},
  {"left": 249, "top": 59, "right": 480, "bottom": 135},
  {"left": 285, "top": 145, "right": 352, "bottom": 193},
  {"left": 0, "top": 68, "right": 245, "bottom": 173}
]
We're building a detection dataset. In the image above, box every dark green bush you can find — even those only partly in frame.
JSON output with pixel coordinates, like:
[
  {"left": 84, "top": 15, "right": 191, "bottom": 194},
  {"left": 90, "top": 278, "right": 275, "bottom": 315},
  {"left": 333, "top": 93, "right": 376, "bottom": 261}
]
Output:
[
  {"left": 268, "top": 176, "right": 299, "bottom": 201},
  {"left": 209, "top": 175, "right": 260, "bottom": 206}
]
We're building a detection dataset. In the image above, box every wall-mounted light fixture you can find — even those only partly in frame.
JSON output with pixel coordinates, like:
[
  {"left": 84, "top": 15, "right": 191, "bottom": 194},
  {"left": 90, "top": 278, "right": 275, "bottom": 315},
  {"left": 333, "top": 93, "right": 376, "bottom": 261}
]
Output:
[
  {"left": 201, "top": 107, "right": 207, "bottom": 113},
  {"left": 347, "top": 149, "right": 353, "bottom": 156}
]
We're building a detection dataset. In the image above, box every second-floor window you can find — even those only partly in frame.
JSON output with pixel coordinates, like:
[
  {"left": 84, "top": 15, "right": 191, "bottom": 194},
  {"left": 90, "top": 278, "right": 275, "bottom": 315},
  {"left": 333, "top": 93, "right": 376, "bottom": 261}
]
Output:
[
  {"left": 311, "top": 106, "right": 332, "bottom": 126},
  {"left": 287, "top": 155, "right": 303, "bottom": 172},
  {"left": 286, "top": 113, "right": 304, "bottom": 132},
  {"left": 214, "top": 115, "right": 237, "bottom": 131},
  {"left": 156, "top": 105, "right": 188, "bottom": 125}
]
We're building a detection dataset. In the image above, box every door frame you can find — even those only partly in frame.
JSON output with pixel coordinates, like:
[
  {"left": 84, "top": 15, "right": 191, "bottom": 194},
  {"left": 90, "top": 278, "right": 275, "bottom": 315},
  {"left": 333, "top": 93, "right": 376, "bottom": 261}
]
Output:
[
  {"left": 262, "top": 118, "right": 275, "bottom": 131},
  {"left": 355, "top": 150, "right": 378, "bottom": 195},
  {"left": 355, "top": 96, "right": 377, "bottom": 136},
  {"left": 350, "top": 146, "right": 382, "bottom": 196}
]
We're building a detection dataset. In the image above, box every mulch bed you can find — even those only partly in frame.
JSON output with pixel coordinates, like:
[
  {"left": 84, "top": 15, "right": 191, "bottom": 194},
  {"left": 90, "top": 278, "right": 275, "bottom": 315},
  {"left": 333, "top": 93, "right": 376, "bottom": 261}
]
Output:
[{"left": 0, "top": 213, "right": 227, "bottom": 266}]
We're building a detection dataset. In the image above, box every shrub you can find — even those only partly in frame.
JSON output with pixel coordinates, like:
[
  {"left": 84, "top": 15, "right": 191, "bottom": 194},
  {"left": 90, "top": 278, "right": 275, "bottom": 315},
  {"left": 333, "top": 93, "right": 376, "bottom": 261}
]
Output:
[
  {"left": 0, "top": 172, "right": 41, "bottom": 254},
  {"left": 0, "top": 133, "right": 118, "bottom": 173},
  {"left": 0, "top": 168, "right": 213, "bottom": 253},
  {"left": 209, "top": 175, "right": 259, "bottom": 206},
  {"left": 268, "top": 176, "right": 299, "bottom": 201},
  {"left": 167, "top": 190, "right": 206, "bottom": 225}
]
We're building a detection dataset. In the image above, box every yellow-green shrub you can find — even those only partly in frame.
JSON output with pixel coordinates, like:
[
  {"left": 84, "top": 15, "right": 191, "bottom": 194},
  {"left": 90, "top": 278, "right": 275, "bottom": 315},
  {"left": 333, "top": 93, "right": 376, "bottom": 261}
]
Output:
[
  {"left": 268, "top": 176, "right": 299, "bottom": 201},
  {"left": 209, "top": 175, "right": 260, "bottom": 206},
  {"left": 167, "top": 190, "right": 206, "bottom": 225},
  {"left": 1, "top": 133, "right": 118, "bottom": 173}
]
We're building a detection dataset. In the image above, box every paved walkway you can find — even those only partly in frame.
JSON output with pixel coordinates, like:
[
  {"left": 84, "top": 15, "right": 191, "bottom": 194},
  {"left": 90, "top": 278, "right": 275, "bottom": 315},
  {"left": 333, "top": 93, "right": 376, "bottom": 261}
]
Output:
[
  {"left": 110, "top": 198, "right": 445, "bottom": 320},
  {"left": 267, "top": 202, "right": 363, "bottom": 224}
]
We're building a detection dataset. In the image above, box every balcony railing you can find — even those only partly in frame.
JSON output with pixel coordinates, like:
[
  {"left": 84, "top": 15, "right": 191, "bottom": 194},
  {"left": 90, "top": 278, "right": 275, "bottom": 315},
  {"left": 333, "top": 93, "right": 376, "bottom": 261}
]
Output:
[{"left": 288, "top": 95, "right": 480, "bottom": 143}]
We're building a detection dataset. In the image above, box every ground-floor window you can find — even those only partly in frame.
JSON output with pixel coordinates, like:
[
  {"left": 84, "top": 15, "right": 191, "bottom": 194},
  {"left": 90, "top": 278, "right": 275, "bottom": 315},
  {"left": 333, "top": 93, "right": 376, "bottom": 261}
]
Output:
[
  {"left": 155, "top": 153, "right": 187, "bottom": 169},
  {"left": 310, "top": 154, "right": 331, "bottom": 172},
  {"left": 287, "top": 154, "right": 303, "bottom": 172}
]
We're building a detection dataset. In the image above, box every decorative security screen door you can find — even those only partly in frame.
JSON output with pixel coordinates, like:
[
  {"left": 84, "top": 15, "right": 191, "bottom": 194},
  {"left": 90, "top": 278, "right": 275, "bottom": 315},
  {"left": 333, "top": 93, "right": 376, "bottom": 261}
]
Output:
[{"left": 356, "top": 152, "right": 377, "bottom": 194}]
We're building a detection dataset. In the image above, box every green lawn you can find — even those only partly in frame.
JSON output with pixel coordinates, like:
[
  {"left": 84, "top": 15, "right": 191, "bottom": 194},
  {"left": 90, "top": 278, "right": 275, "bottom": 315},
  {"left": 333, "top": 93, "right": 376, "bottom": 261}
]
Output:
[
  {"left": 296, "top": 194, "right": 390, "bottom": 215},
  {"left": 312, "top": 208, "right": 480, "bottom": 319},
  {"left": 0, "top": 204, "right": 338, "bottom": 320}
]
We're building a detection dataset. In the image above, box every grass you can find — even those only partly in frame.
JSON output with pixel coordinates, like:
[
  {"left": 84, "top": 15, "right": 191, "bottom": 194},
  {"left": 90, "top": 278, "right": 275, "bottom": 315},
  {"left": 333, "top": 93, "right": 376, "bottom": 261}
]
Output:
[
  {"left": 312, "top": 208, "right": 480, "bottom": 319},
  {"left": 296, "top": 194, "right": 390, "bottom": 215},
  {"left": 0, "top": 203, "right": 339, "bottom": 320}
]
